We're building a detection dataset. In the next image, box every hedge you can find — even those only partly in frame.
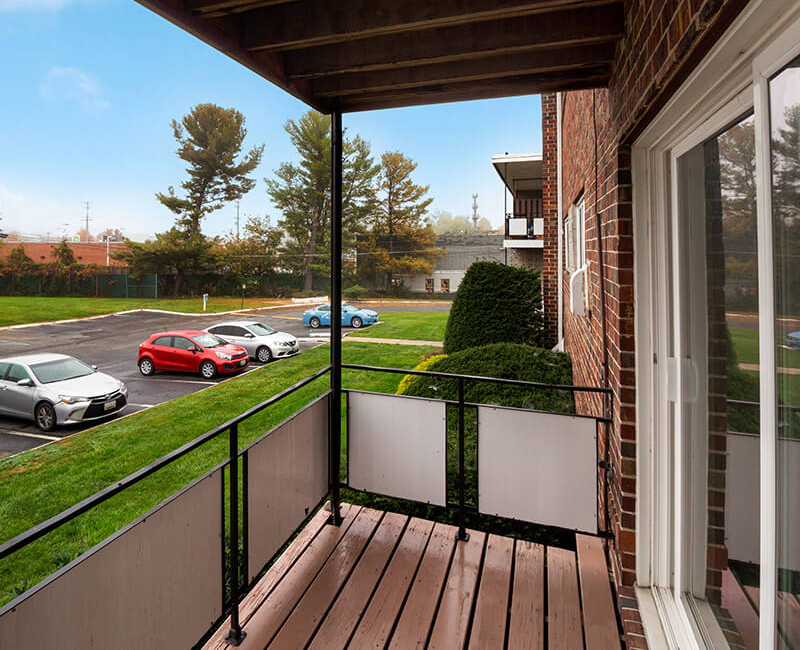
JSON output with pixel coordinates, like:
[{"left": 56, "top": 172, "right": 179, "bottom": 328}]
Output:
[
  {"left": 443, "top": 261, "right": 545, "bottom": 354},
  {"left": 397, "top": 342, "right": 574, "bottom": 413}
]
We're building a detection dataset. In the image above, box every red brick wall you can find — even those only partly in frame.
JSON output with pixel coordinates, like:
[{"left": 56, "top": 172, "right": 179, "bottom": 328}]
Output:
[
  {"left": 541, "top": 93, "right": 558, "bottom": 347},
  {"left": 541, "top": 2, "right": 753, "bottom": 648}
]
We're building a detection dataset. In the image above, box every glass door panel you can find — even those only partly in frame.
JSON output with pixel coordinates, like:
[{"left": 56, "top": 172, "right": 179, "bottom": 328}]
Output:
[{"left": 769, "top": 55, "right": 800, "bottom": 650}]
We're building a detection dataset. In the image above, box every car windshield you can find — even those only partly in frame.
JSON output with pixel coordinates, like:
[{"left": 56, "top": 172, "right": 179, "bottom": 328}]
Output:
[
  {"left": 247, "top": 323, "right": 276, "bottom": 336},
  {"left": 190, "top": 333, "right": 225, "bottom": 348},
  {"left": 30, "top": 358, "right": 94, "bottom": 384}
]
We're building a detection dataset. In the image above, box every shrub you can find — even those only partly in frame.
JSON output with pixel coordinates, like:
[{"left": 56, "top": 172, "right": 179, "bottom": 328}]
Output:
[
  {"left": 343, "top": 284, "right": 366, "bottom": 299},
  {"left": 398, "top": 342, "right": 574, "bottom": 413},
  {"left": 443, "top": 261, "right": 545, "bottom": 353}
]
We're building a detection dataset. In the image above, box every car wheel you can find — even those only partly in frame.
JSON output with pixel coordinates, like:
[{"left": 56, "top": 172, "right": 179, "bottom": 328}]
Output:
[
  {"left": 35, "top": 402, "right": 57, "bottom": 432},
  {"left": 138, "top": 357, "right": 155, "bottom": 376},
  {"left": 256, "top": 346, "right": 272, "bottom": 363},
  {"left": 200, "top": 360, "right": 217, "bottom": 379},
  {"left": 351, "top": 316, "right": 363, "bottom": 329},
  {"left": 309, "top": 317, "right": 321, "bottom": 329}
]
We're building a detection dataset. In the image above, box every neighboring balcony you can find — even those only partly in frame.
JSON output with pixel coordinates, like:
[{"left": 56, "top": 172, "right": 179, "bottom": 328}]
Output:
[
  {"left": 504, "top": 197, "right": 544, "bottom": 249},
  {"left": 0, "top": 365, "right": 620, "bottom": 649}
]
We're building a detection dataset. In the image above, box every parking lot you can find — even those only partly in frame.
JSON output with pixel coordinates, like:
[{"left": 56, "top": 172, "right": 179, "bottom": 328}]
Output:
[{"left": 0, "top": 302, "right": 449, "bottom": 458}]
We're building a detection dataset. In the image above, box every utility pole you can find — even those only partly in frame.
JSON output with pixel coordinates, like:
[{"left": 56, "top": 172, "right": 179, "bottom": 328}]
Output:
[
  {"left": 83, "top": 201, "right": 92, "bottom": 242},
  {"left": 472, "top": 193, "right": 479, "bottom": 232},
  {"left": 235, "top": 200, "right": 240, "bottom": 240}
]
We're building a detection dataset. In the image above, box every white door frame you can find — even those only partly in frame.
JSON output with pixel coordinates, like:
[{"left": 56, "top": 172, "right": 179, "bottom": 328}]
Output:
[{"left": 632, "top": 0, "right": 800, "bottom": 647}]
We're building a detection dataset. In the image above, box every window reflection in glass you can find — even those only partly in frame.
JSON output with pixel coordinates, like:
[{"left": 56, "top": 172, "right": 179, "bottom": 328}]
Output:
[{"left": 769, "top": 55, "right": 800, "bottom": 648}]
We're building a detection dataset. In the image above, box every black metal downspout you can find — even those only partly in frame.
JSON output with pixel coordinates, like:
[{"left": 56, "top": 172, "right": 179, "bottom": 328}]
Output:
[{"left": 329, "top": 108, "right": 343, "bottom": 526}]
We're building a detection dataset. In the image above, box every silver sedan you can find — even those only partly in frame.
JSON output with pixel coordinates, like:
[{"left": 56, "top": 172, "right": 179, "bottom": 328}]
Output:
[
  {"left": 205, "top": 321, "right": 299, "bottom": 363},
  {"left": 0, "top": 353, "right": 128, "bottom": 431}
]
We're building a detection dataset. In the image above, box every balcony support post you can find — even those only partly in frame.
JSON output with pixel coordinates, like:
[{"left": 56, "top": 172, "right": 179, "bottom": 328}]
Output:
[
  {"left": 456, "top": 377, "right": 469, "bottom": 541},
  {"left": 329, "top": 107, "right": 343, "bottom": 526},
  {"left": 225, "top": 423, "right": 246, "bottom": 645}
]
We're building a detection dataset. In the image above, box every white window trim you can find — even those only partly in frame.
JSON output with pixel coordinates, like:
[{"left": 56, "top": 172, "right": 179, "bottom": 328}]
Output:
[{"left": 632, "top": 1, "right": 800, "bottom": 648}]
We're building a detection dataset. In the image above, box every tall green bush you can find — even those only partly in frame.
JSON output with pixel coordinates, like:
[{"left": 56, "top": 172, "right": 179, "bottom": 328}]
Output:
[
  {"left": 443, "top": 261, "right": 544, "bottom": 353},
  {"left": 398, "top": 342, "right": 574, "bottom": 413}
]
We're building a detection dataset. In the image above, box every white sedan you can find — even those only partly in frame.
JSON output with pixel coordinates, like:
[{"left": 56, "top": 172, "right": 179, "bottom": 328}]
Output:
[{"left": 205, "top": 321, "right": 299, "bottom": 363}]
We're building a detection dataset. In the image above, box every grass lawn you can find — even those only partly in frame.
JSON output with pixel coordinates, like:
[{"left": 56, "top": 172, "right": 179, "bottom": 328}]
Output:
[
  {"left": 0, "top": 296, "right": 288, "bottom": 327},
  {"left": 0, "top": 341, "right": 434, "bottom": 604},
  {"left": 349, "top": 310, "right": 448, "bottom": 342},
  {"left": 729, "top": 325, "right": 800, "bottom": 369}
]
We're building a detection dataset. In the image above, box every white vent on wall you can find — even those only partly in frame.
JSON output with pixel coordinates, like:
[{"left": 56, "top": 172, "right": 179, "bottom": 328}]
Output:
[{"left": 570, "top": 267, "right": 586, "bottom": 315}]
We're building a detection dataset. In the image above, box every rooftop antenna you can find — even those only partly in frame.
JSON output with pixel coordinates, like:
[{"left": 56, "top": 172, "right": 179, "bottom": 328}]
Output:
[{"left": 471, "top": 193, "right": 479, "bottom": 232}]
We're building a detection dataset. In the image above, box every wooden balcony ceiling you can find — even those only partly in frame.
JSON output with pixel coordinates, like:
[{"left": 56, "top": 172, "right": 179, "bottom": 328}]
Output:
[
  {"left": 136, "top": 0, "right": 625, "bottom": 112},
  {"left": 205, "top": 503, "right": 622, "bottom": 649}
]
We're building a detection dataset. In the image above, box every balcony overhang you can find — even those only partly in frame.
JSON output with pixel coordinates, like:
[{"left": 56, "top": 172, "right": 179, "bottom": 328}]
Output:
[
  {"left": 135, "top": 0, "right": 624, "bottom": 113},
  {"left": 492, "top": 152, "right": 543, "bottom": 194}
]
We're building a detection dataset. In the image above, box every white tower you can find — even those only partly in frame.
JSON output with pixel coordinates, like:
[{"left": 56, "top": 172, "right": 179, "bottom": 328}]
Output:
[{"left": 471, "top": 193, "right": 479, "bottom": 232}]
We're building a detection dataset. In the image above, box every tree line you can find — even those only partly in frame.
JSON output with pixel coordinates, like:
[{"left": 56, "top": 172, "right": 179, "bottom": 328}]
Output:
[{"left": 113, "top": 104, "right": 444, "bottom": 297}]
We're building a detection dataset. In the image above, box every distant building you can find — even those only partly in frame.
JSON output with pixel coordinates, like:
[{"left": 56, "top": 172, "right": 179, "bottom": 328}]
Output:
[
  {"left": 392, "top": 233, "right": 504, "bottom": 295},
  {"left": 0, "top": 242, "right": 129, "bottom": 266}
]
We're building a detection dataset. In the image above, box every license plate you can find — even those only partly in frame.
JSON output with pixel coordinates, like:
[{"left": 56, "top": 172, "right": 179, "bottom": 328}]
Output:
[{"left": 104, "top": 399, "right": 117, "bottom": 411}]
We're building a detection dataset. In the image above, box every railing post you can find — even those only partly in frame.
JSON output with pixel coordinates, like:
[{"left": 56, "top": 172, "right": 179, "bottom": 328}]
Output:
[
  {"left": 329, "top": 107, "right": 343, "bottom": 526},
  {"left": 456, "top": 377, "right": 469, "bottom": 542},
  {"left": 225, "top": 423, "right": 246, "bottom": 645}
]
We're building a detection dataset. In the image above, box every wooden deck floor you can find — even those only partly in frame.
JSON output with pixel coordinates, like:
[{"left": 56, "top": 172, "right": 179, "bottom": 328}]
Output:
[{"left": 205, "top": 503, "right": 621, "bottom": 650}]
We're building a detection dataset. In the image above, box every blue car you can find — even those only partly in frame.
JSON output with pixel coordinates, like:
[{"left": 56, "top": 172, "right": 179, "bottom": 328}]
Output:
[{"left": 302, "top": 303, "right": 378, "bottom": 329}]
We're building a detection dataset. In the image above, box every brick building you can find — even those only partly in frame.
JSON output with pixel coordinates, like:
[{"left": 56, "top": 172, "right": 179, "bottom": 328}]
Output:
[{"left": 0, "top": 241, "right": 128, "bottom": 267}]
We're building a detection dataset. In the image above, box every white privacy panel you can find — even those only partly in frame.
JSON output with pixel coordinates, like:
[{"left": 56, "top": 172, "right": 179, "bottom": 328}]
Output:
[
  {"left": 508, "top": 218, "right": 528, "bottom": 236},
  {"left": 348, "top": 391, "right": 446, "bottom": 506},
  {"left": 247, "top": 394, "right": 329, "bottom": 581},
  {"left": 478, "top": 406, "right": 597, "bottom": 532},
  {"left": 727, "top": 433, "right": 800, "bottom": 571},
  {"left": 0, "top": 468, "right": 223, "bottom": 650}
]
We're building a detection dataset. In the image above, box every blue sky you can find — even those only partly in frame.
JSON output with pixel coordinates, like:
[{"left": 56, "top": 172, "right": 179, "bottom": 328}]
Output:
[{"left": 0, "top": 0, "right": 542, "bottom": 241}]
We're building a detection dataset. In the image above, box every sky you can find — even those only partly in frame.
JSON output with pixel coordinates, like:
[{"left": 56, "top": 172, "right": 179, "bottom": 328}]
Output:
[{"left": 0, "top": 0, "right": 543, "bottom": 242}]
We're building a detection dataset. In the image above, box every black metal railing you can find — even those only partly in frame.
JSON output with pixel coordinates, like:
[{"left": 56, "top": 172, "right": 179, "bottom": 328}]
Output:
[
  {"left": 341, "top": 364, "right": 612, "bottom": 540},
  {"left": 0, "top": 365, "right": 331, "bottom": 647}
]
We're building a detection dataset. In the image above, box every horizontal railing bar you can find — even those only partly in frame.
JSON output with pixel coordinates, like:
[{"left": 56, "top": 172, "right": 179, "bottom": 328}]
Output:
[
  {"left": 726, "top": 398, "right": 800, "bottom": 413},
  {"left": 341, "top": 388, "right": 610, "bottom": 423},
  {"left": 342, "top": 363, "right": 612, "bottom": 394},
  {"left": 0, "top": 365, "right": 331, "bottom": 561}
]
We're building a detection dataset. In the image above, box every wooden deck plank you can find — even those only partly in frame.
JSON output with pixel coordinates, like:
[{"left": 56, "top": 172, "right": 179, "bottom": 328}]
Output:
[
  {"left": 467, "top": 534, "right": 514, "bottom": 649},
  {"left": 778, "top": 591, "right": 800, "bottom": 648},
  {"left": 345, "top": 517, "right": 435, "bottom": 650},
  {"left": 227, "top": 504, "right": 362, "bottom": 650},
  {"left": 388, "top": 522, "right": 459, "bottom": 649},
  {"left": 507, "top": 540, "right": 545, "bottom": 650},
  {"left": 426, "top": 530, "right": 486, "bottom": 650},
  {"left": 721, "top": 569, "right": 760, "bottom": 650},
  {"left": 305, "top": 512, "right": 407, "bottom": 649},
  {"left": 576, "top": 534, "right": 620, "bottom": 649},
  {"left": 203, "top": 503, "right": 342, "bottom": 650},
  {"left": 267, "top": 508, "right": 385, "bottom": 649},
  {"left": 548, "top": 546, "right": 583, "bottom": 650}
]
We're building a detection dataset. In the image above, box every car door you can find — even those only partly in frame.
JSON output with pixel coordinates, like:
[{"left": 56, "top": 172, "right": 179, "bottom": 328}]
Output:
[
  {"left": 0, "top": 362, "right": 12, "bottom": 415},
  {"left": 318, "top": 304, "right": 331, "bottom": 325},
  {"left": 1, "top": 364, "right": 36, "bottom": 418},
  {"left": 149, "top": 336, "right": 175, "bottom": 370},
  {"left": 227, "top": 326, "right": 254, "bottom": 356},
  {"left": 170, "top": 336, "right": 200, "bottom": 372}
]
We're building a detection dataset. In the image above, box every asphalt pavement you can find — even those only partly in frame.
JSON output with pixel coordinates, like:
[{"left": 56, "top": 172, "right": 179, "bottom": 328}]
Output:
[{"left": 0, "top": 301, "right": 450, "bottom": 458}]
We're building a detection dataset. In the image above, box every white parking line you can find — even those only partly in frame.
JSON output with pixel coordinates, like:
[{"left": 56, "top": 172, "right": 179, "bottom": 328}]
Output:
[{"left": 3, "top": 430, "right": 60, "bottom": 441}]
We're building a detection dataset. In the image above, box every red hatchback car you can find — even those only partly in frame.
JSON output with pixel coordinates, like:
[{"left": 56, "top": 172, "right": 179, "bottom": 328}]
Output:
[{"left": 138, "top": 330, "right": 249, "bottom": 379}]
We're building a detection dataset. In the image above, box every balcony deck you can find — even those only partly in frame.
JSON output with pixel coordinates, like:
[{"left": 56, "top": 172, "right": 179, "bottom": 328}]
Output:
[{"left": 205, "top": 502, "right": 621, "bottom": 650}]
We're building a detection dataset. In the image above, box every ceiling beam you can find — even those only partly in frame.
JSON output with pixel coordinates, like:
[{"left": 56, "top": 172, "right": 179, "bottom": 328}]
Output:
[
  {"left": 312, "top": 43, "right": 615, "bottom": 97},
  {"left": 185, "top": 0, "right": 297, "bottom": 16},
  {"left": 240, "top": 0, "right": 620, "bottom": 52},
  {"left": 338, "top": 70, "right": 609, "bottom": 112},
  {"left": 282, "top": 4, "right": 625, "bottom": 78}
]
